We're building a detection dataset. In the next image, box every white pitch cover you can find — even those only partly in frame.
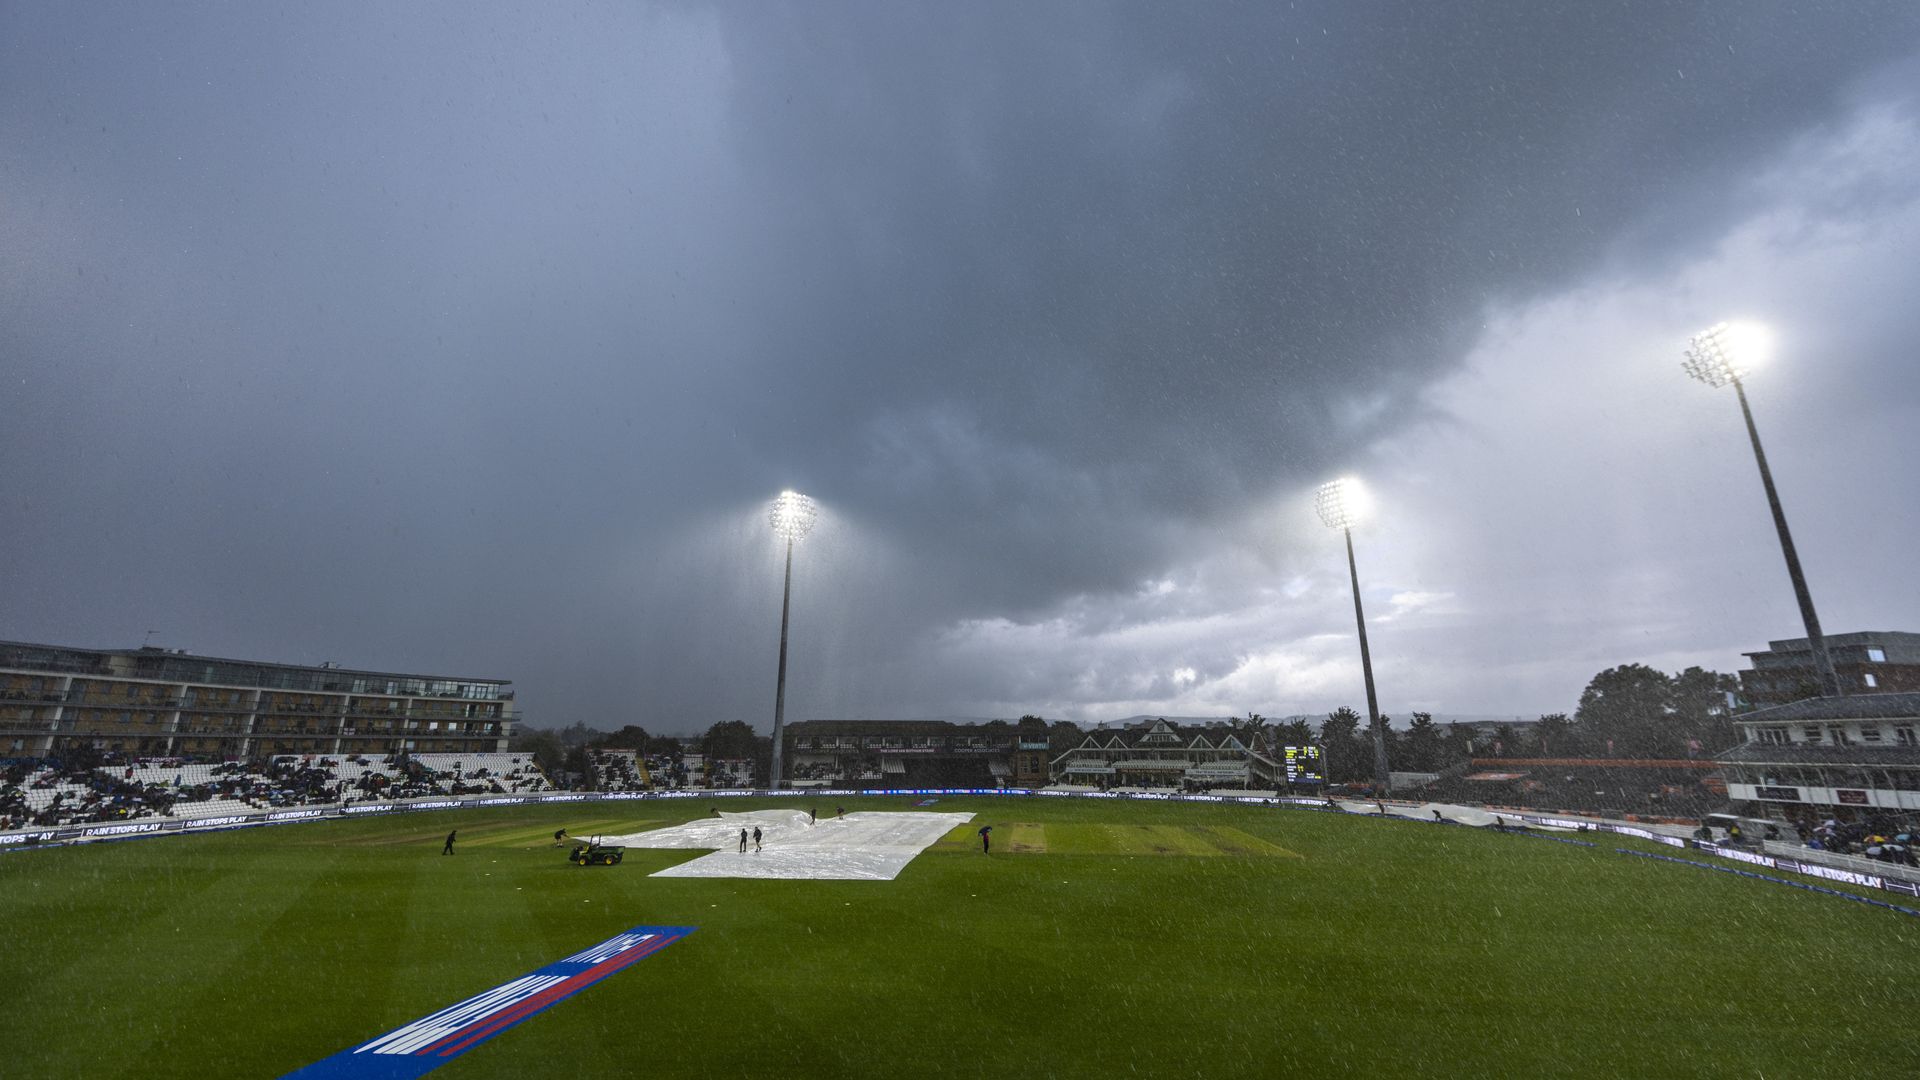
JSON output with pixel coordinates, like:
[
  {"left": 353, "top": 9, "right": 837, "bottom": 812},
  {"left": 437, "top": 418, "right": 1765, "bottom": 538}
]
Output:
[{"left": 595, "top": 809, "right": 977, "bottom": 881}]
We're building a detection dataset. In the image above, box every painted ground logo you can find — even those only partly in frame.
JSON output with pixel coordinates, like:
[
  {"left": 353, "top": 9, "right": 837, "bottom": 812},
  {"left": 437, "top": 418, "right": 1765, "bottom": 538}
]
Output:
[{"left": 285, "top": 925, "right": 695, "bottom": 1079}]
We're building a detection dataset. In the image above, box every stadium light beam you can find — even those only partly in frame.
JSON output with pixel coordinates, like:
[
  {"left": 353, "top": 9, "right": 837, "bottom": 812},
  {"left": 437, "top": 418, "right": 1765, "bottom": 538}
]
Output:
[
  {"left": 1316, "top": 478, "right": 1392, "bottom": 793},
  {"left": 1682, "top": 322, "right": 1840, "bottom": 698},
  {"left": 768, "top": 490, "right": 819, "bottom": 789}
]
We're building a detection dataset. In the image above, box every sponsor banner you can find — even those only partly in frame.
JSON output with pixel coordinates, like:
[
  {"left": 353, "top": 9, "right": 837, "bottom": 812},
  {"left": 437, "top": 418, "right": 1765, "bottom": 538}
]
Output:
[
  {"left": 1618, "top": 849, "right": 1920, "bottom": 920},
  {"left": 539, "top": 794, "right": 589, "bottom": 803},
  {"left": 474, "top": 797, "right": 527, "bottom": 807},
  {"left": 404, "top": 800, "right": 462, "bottom": 812},
  {"left": 269, "top": 809, "right": 329, "bottom": 822},
  {"left": 180, "top": 815, "right": 259, "bottom": 830},
  {"left": 285, "top": 926, "right": 695, "bottom": 1079},
  {"left": 1784, "top": 860, "right": 1882, "bottom": 890},
  {"left": 1701, "top": 843, "right": 1776, "bottom": 870},
  {"left": 343, "top": 804, "right": 396, "bottom": 815},
  {"left": 80, "top": 821, "right": 169, "bottom": 838},
  {"left": 0, "top": 830, "right": 59, "bottom": 845}
]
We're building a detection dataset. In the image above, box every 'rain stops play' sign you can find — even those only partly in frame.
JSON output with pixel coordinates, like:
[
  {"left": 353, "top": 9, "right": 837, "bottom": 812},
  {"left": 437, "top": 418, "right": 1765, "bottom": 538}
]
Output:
[{"left": 284, "top": 926, "right": 695, "bottom": 1079}]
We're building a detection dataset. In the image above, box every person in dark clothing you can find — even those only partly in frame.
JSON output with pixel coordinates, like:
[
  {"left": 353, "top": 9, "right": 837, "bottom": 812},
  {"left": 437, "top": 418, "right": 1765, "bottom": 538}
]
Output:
[
  {"left": 738, "top": 828, "right": 748, "bottom": 853},
  {"left": 809, "top": 807, "right": 817, "bottom": 825},
  {"left": 442, "top": 830, "right": 456, "bottom": 855},
  {"left": 978, "top": 825, "right": 992, "bottom": 853},
  {"left": 552, "top": 828, "right": 568, "bottom": 847},
  {"left": 753, "top": 826, "right": 763, "bottom": 852}
]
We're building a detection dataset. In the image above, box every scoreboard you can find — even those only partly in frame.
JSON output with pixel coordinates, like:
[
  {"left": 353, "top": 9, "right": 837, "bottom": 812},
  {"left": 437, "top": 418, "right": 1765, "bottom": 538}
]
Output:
[{"left": 1283, "top": 745, "right": 1324, "bottom": 785}]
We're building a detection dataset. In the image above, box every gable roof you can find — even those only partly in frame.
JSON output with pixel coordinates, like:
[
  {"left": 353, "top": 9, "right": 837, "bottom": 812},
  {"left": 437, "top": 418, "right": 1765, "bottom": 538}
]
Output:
[{"left": 1735, "top": 693, "right": 1920, "bottom": 725}]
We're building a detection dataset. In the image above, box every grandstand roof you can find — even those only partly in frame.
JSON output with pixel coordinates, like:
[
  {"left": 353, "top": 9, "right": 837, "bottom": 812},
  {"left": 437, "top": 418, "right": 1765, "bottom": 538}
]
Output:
[
  {"left": 1733, "top": 692, "right": 1920, "bottom": 724},
  {"left": 0, "top": 639, "right": 511, "bottom": 688},
  {"left": 1717, "top": 741, "right": 1920, "bottom": 767},
  {"left": 784, "top": 719, "right": 1017, "bottom": 738}
]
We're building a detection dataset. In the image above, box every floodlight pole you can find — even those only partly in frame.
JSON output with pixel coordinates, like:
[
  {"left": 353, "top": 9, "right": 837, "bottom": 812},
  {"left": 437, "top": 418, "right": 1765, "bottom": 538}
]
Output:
[
  {"left": 1342, "top": 527, "right": 1392, "bottom": 795},
  {"left": 1730, "top": 375, "right": 1840, "bottom": 699},
  {"left": 771, "top": 534, "right": 796, "bottom": 790}
]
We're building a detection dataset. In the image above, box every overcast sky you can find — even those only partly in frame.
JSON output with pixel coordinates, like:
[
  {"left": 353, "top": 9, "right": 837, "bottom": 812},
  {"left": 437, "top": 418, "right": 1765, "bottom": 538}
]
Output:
[{"left": 4, "top": 3, "right": 1918, "bottom": 730}]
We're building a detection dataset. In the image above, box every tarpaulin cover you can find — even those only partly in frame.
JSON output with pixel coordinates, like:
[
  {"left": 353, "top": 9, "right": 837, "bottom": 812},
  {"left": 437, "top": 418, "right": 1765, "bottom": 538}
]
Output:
[
  {"left": 1336, "top": 801, "right": 1560, "bottom": 829},
  {"left": 596, "top": 809, "right": 975, "bottom": 881}
]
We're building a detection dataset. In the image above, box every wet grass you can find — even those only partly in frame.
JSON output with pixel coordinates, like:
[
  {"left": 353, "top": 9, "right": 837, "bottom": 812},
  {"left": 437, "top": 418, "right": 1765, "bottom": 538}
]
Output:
[{"left": 0, "top": 795, "right": 1914, "bottom": 1079}]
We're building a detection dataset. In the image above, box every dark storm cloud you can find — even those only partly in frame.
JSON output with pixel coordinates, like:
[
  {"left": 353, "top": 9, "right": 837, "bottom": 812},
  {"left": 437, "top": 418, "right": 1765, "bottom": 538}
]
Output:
[
  {"left": 2, "top": 3, "right": 1918, "bottom": 727},
  {"left": 701, "top": 1, "right": 1920, "bottom": 599}
]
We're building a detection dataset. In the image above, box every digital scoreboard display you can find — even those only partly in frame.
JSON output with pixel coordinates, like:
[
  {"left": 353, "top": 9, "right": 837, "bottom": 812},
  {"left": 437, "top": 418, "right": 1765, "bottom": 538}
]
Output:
[{"left": 1283, "top": 745, "right": 1324, "bottom": 785}]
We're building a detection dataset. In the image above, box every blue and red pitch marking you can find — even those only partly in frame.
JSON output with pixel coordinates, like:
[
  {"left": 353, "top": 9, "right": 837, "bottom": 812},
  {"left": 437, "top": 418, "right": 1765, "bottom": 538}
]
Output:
[{"left": 285, "top": 925, "right": 696, "bottom": 1079}]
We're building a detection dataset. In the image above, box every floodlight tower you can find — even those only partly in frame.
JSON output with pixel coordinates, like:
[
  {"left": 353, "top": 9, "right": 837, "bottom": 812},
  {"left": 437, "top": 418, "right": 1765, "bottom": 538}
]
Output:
[
  {"left": 1316, "top": 478, "right": 1392, "bottom": 794},
  {"left": 1682, "top": 323, "right": 1840, "bottom": 698},
  {"left": 768, "top": 490, "right": 818, "bottom": 789}
]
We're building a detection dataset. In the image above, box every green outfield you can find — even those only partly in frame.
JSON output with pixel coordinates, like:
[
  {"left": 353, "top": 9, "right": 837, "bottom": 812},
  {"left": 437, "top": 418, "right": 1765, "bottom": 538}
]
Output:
[{"left": 1, "top": 796, "right": 1915, "bottom": 1079}]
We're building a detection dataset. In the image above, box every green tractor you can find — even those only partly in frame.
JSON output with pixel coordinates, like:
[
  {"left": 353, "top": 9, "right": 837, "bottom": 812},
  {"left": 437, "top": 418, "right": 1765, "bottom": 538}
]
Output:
[{"left": 567, "top": 841, "right": 624, "bottom": 866}]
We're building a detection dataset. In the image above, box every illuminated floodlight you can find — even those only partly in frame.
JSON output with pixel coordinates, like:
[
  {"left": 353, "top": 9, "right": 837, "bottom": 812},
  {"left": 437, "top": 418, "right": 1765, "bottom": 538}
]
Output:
[
  {"left": 1315, "top": 475, "right": 1390, "bottom": 793},
  {"left": 1315, "top": 477, "right": 1368, "bottom": 531},
  {"left": 1682, "top": 321, "right": 1771, "bottom": 388},
  {"left": 1678, "top": 320, "right": 1840, "bottom": 699},
  {"left": 769, "top": 490, "right": 818, "bottom": 542},
  {"left": 768, "top": 488, "right": 819, "bottom": 790}
]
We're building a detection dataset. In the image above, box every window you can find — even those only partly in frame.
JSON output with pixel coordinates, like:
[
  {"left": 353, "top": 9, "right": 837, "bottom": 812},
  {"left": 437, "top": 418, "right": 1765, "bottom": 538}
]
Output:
[
  {"left": 1867, "top": 647, "right": 1887, "bottom": 663},
  {"left": 1897, "top": 727, "right": 1917, "bottom": 747},
  {"left": 1802, "top": 726, "right": 1822, "bottom": 742},
  {"left": 1861, "top": 727, "right": 1883, "bottom": 743},
  {"left": 1863, "top": 673, "right": 1878, "bottom": 689},
  {"left": 1825, "top": 725, "right": 1852, "bottom": 746},
  {"left": 1756, "top": 727, "right": 1789, "bottom": 745}
]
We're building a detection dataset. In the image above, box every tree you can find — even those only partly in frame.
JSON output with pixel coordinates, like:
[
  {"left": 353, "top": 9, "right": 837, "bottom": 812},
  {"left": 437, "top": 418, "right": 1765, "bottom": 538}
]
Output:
[
  {"left": 1233, "top": 713, "right": 1272, "bottom": 756},
  {"left": 1490, "top": 724, "right": 1517, "bottom": 757},
  {"left": 1403, "top": 712, "right": 1441, "bottom": 772},
  {"left": 563, "top": 743, "right": 590, "bottom": 782},
  {"left": 642, "top": 733, "right": 685, "bottom": 758},
  {"left": 1275, "top": 718, "right": 1315, "bottom": 752},
  {"left": 509, "top": 728, "right": 566, "bottom": 779},
  {"left": 701, "top": 720, "right": 762, "bottom": 760},
  {"left": 592, "top": 725, "right": 651, "bottom": 749},
  {"left": 1046, "top": 719, "right": 1084, "bottom": 755},
  {"left": 700, "top": 720, "right": 771, "bottom": 784},
  {"left": 1575, "top": 664, "right": 1677, "bottom": 757},
  {"left": 555, "top": 721, "right": 600, "bottom": 747},
  {"left": 1670, "top": 667, "right": 1741, "bottom": 754},
  {"left": 1319, "top": 708, "right": 1365, "bottom": 782},
  {"left": 1532, "top": 713, "right": 1573, "bottom": 757}
]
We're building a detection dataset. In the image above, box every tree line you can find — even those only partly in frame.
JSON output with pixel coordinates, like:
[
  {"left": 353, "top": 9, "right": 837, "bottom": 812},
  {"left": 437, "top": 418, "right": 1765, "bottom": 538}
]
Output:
[{"left": 508, "top": 660, "right": 1738, "bottom": 785}]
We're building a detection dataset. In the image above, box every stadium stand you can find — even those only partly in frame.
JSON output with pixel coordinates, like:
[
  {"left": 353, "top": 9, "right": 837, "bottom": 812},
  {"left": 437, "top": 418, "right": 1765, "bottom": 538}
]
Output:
[
  {"left": 1418, "top": 758, "right": 1727, "bottom": 820},
  {"left": 0, "top": 750, "right": 554, "bottom": 829},
  {"left": 410, "top": 752, "right": 550, "bottom": 794},
  {"left": 591, "top": 750, "right": 648, "bottom": 792}
]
